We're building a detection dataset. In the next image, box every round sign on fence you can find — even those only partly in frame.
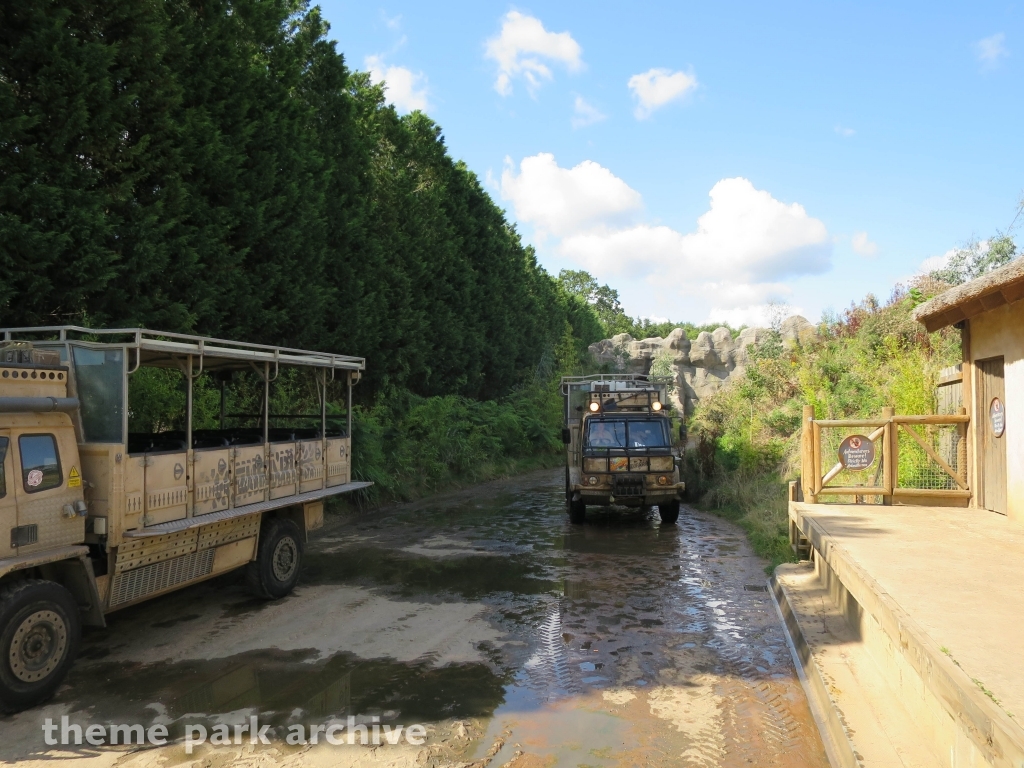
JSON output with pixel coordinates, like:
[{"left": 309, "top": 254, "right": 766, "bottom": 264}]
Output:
[
  {"left": 838, "top": 434, "right": 875, "bottom": 470},
  {"left": 990, "top": 397, "right": 1005, "bottom": 438}
]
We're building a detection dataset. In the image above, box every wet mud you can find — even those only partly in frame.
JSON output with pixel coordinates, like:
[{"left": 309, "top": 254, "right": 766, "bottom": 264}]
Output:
[{"left": 1, "top": 468, "right": 828, "bottom": 767}]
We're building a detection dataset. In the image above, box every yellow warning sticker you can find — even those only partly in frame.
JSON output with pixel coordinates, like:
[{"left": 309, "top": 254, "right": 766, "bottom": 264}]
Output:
[{"left": 68, "top": 466, "right": 82, "bottom": 488}]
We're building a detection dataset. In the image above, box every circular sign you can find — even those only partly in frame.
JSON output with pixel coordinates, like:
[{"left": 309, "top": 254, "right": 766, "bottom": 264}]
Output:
[
  {"left": 26, "top": 469, "right": 43, "bottom": 487},
  {"left": 838, "top": 434, "right": 875, "bottom": 471},
  {"left": 990, "top": 397, "right": 1005, "bottom": 438}
]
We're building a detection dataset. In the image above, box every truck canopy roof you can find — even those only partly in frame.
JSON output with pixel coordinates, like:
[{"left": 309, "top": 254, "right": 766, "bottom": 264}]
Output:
[{"left": 0, "top": 326, "right": 364, "bottom": 372}]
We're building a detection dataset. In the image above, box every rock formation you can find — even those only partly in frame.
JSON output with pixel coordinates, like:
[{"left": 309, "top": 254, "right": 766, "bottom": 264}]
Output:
[{"left": 588, "top": 316, "right": 816, "bottom": 414}]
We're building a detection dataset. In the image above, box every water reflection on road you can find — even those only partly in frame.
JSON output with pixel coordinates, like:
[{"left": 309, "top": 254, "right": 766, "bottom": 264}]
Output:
[{"left": 1, "top": 469, "right": 827, "bottom": 767}]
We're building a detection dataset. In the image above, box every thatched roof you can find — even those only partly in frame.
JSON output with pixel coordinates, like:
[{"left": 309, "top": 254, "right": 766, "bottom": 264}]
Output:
[{"left": 912, "top": 258, "right": 1024, "bottom": 332}]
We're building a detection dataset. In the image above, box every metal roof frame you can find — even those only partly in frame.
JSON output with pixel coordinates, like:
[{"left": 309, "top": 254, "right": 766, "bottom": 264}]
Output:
[{"left": 0, "top": 326, "right": 364, "bottom": 372}]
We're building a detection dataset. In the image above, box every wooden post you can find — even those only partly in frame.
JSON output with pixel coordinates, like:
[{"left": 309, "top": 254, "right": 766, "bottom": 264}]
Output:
[
  {"left": 960, "top": 321, "right": 974, "bottom": 505},
  {"left": 881, "top": 406, "right": 895, "bottom": 503},
  {"left": 812, "top": 421, "right": 822, "bottom": 502},
  {"left": 802, "top": 405, "right": 816, "bottom": 503},
  {"left": 883, "top": 406, "right": 897, "bottom": 503}
]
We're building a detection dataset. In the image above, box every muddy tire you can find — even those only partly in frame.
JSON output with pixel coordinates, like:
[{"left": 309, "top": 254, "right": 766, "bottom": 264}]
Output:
[
  {"left": 569, "top": 498, "right": 587, "bottom": 525},
  {"left": 0, "top": 579, "right": 81, "bottom": 714},
  {"left": 659, "top": 500, "right": 680, "bottom": 525},
  {"left": 246, "top": 517, "right": 304, "bottom": 599}
]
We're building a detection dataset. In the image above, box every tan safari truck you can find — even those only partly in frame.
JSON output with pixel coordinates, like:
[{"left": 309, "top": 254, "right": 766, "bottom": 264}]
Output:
[
  {"left": 561, "top": 375, "right": 684, "bottom": 525},
  {"left": 0, "top": 327, "right": 371, "bottom": 713}
]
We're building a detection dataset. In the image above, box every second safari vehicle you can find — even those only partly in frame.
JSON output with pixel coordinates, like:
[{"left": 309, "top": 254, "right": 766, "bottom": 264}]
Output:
[{"left": 561, "top": 374, "right": 684, "bottom": 524}]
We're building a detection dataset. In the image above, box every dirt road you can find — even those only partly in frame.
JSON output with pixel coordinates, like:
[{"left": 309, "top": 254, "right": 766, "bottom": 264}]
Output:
[{"left": 1, "top": 469, "right": 828, "bottom": 767}]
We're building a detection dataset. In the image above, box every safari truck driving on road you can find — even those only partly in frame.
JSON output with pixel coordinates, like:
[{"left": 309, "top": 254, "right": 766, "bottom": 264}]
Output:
[
  {"left": 0, "top": 327, "right": 370, "bottom": 713},
  {"left": 561, "top": 375, "right": 684, "bottom": 525}
]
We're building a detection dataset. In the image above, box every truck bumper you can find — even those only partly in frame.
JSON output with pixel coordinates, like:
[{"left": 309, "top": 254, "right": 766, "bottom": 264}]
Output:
[{"left": 574, "top": 483, "right": 684, "bottom": 507}]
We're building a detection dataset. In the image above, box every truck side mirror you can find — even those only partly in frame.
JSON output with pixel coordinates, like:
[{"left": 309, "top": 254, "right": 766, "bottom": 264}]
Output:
[{"left": 561, "top": 428, "right": 571, "bottom": 445}]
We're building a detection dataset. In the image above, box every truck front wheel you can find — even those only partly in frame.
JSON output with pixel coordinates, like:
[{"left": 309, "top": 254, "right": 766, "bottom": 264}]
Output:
[
  {"left": 247, "top": 517, "right": 304, "bottom": 599},
  {"left": 568, "top": 498, "right": 587, "bottom": 525},
  {"left": 0, "top": 579, "right": 81, "bottom": 714},
  {"left": 659, "top": 500, "right": 680, "bottom": 525}
]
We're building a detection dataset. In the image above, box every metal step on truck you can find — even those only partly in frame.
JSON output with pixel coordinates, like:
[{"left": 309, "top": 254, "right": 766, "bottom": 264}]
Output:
[
  {"left": 561, "top": 374, "right": 685, "bottom": 525},
  {"left": 0, "top": 327, "right": 371, "bottom": 713}
]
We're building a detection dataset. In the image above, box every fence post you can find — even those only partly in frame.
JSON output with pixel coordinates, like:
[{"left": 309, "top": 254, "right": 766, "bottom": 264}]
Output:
[
  {"left": 882, "top": 406, "right": 896, "bottom": 504},
  {"left": 801, "top": 405, "right": 815, "bottom": 504},
  {"left": 957, "top": 406, "right": 968, "bottom": 489}
]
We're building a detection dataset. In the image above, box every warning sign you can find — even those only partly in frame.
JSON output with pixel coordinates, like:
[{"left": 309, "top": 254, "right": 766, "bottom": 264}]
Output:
[
  {"left": 68, "top": 466, "right": 82, "bottom": 488},
  {"left": 838, "top": 434, "right": 875, "bottom": 471}
]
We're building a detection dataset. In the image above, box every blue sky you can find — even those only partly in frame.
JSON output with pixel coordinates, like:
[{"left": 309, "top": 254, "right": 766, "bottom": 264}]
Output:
[{"left": 317, "top": 1, "right": 1023, "bottom": 326}]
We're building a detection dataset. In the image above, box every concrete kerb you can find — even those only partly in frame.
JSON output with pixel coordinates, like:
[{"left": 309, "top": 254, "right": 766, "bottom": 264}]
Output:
[
  {"left": 787, "top": 505, "right": 1024, "bottom": 768},
  {"left": 769, "top": 569, "right": 856, "bottom": 768}
]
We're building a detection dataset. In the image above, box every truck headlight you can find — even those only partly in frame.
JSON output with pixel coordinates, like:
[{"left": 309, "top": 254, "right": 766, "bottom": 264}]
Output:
[
  {"left": 657, "top": 476, "right": 669, "bottom": 485},
  {"left": 588, "top": 476, "right": 598, "bottom": 485},
  {"left": 649, "top": 456, "right": 673, "bottom": 472},
  {"left": 652, "top": 401, "right": 662, "bottom": 411}
]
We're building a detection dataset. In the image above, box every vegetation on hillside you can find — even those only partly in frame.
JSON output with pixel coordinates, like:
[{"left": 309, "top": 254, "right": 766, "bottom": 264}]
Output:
[
  {"left": 684, "top": 226, "right": 1020, "bottom": 566},
  {"left": 557, "top": 270, "right": 744, "bottom": 341}
]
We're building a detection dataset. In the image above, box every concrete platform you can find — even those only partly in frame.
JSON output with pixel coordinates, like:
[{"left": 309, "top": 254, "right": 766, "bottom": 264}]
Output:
[{"left": 775, "top": 501, "right": 1024, "bottom": 768}]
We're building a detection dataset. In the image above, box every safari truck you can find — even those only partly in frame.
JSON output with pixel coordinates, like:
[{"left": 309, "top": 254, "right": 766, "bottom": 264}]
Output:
[
  {"left": 561, "top": 374, "right": 684, "bottom": 525},
  {"left": 0, "top": 327, "right": 370, "bottom": 713}
]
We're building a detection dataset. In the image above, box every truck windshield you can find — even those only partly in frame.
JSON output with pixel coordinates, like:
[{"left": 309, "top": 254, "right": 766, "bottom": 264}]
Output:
[
  {"left": 585, "top": 420, "right": 670, "bottom": 449},
  {"left": 72, "top": 346, "right": 124, "bottom": 443}
]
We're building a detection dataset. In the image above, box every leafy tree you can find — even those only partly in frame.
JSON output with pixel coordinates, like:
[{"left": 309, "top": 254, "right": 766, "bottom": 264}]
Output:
[{"left": 930, "top": 235, "right": 1018, "bottom": 286}]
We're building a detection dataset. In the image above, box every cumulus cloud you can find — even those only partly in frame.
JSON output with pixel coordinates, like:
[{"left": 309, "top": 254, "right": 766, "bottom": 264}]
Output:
[
  {"left": 559, "top": 178, "right": 830, "bottom": 282},
  {"left": 501, "top": 154, "right": 831, "bottom": 319},
  {"left": 366, "top": 55, "right": 430, "bottom": 113},
  {"left": 627, "top": 68, "right": 698, "bottom": 119},
  {"left": 571, "top": 96, "right": 606, "bottom": 129},
  {"left": 851, "top": 231, "right": 878, "bottom": 256},
  {"left": 499, "top": 153, "right": 642, "bottom": 237},
  {"left": 485, "top": 12, "right": 583, "bottom": 96},
  {"left": 976, "top": 33, "right": 1008, "bottom": 68}
]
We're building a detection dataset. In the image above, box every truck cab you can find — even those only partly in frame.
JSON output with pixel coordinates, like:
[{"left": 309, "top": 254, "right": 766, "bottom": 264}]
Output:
[
  {"left": 0, "top": 327, "right": 370, "bottom": 713},
  {"left": 561, "top": 375, "right": 684, "bottom": 525}
]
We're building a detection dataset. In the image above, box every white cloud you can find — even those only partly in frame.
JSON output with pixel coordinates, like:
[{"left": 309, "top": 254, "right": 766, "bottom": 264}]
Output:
[
  {"left": 499, "top": 153, "right": 642, "bottom": 237},
  {"left": 976, "top": 33, "right": 1008, "bottom": 68},
  {"left": 366, "top": 55, "right": 430, "bottom": 113},
  {"left": 381, "top": 11, "right": 402, "bottom": 30},
  {"left": 627, "top": 68, "right": 698, "bottom": 119},
  {"left": 707, "top": 301, "right": 805, "bottom": 329},
  {"left": 559, "top": 177, "right": 830, "bottom": 283},
  {"left": 917, "top": 250, "right": 954, "bottom": 274},
  {"left": 502, "top": 154, "right": 831, "bottom": 319},
  {"left": 571, "top": 96, "right": 606, "bottom": 129},
  {"left": 485, "top": 12, "right": 583, "bottom": 96},
  {"left": 834, "top": 124, "right": 856, "bottom": 137},
  {"left": 851, "top": 231, "right": 878, "bottom": 257}
]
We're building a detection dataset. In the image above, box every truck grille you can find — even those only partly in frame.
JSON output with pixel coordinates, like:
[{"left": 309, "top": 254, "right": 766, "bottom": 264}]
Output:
[
  {"left": 612, "top": 475, "right": 645, "bottom": 498},
  {"left": 109, "top": 548, "right": 215, "bottom": 607}
]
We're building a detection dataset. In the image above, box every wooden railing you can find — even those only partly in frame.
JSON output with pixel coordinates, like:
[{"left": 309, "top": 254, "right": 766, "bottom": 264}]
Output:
[{"left": 799, "top": 406, "right": 970, "bottom": 504}]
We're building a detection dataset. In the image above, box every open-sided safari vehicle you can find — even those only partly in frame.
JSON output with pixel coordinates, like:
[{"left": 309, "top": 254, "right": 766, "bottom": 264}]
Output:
[{"left": 0, "top": 327, "right": 370, "bottom": 712}]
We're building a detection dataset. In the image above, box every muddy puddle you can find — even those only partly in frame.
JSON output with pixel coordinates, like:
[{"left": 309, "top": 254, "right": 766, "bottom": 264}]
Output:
[{"left": 1, "top": 469, "right": 828, "bottom": 767}]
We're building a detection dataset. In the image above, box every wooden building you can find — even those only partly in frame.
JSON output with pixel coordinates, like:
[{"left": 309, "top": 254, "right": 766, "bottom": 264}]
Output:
[{"left": 913, "top": 257, "right": 1024, "bottom": 522}]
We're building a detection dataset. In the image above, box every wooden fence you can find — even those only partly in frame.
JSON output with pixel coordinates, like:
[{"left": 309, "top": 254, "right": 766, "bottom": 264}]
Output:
[{"left": 799, "top": 405, "right": 970, "bottom": 504}]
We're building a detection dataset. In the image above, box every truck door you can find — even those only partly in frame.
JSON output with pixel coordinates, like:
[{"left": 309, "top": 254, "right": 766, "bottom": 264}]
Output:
[
  {"left": 0, "top": 432, "right": 16, "bottom": 557},
  {"left": 10, "top": 431, "right": 84, "bottom": 556}
]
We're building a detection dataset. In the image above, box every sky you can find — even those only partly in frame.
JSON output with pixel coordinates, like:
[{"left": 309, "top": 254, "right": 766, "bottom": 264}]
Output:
[{"left": 316, "top": 1, "right": 1024, "bottom": 327}]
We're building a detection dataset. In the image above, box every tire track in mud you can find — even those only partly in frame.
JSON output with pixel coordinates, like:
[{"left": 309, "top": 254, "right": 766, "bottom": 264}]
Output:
[
  {"left": 522, "top": 601, "right": 578, "bottom": 699},
  {"left": 673, "top": 513, "right": 815, "bottom": 767}
]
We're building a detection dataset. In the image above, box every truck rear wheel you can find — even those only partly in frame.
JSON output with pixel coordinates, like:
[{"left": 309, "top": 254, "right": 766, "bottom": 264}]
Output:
[
  {"left": 247, "top": 517, "right": 304, "bottom": 599},
  {"left": 0, "top": 579, "right": 81, "bottom": 714},
  {"left": 659, "top": 500, "right": 680, "bottom": 525}
]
